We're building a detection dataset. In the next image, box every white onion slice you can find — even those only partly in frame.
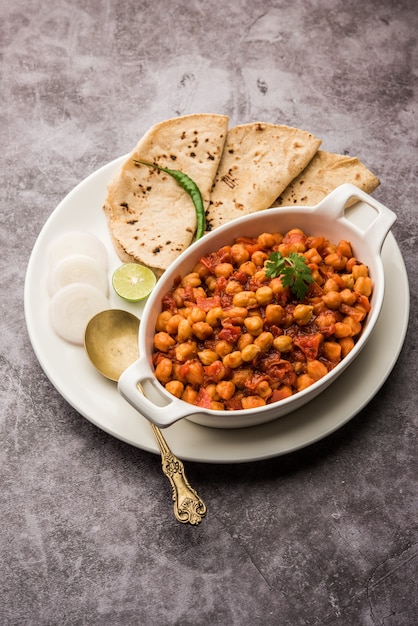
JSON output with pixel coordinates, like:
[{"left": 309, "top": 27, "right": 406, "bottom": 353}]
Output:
[
  {"left": 47, "top": 231, "right": 108, "bottom": 270},
  {"left": 47, "top": 254, "right": 109, "bottom": 297},
  {"left": 49, "top": 283, "right": 109, "bottom": 345}
]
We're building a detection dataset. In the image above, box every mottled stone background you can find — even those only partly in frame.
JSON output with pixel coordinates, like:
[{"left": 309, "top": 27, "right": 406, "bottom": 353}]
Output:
[{"left": 1, "top": 1, "right": 417, "bottom": 625}]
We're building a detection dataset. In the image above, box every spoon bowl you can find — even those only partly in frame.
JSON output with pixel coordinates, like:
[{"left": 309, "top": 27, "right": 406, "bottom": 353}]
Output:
[{"left": 85, "top": 309, "right": 140, "bottom": 381}]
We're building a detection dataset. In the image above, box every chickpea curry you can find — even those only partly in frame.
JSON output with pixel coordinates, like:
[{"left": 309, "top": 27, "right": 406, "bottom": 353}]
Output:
[{"left": 152, "top": 228, "right": 373, "bottom": 411}]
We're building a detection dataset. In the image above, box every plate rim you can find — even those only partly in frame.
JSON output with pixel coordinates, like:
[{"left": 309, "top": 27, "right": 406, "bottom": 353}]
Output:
[{"left": 24, "top": 156, "right": 410, "bottom": 463}]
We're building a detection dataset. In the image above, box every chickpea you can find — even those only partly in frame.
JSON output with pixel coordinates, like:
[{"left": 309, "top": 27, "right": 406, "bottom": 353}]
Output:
[
  {"left": 343, "top": 316, "right": 362, "bottom": 336},
  {"left": 237, "top": 333, "right": 254, "bottom": 351},
  {"left": 278, "top": 244, "right": 290, "bottom": 258},
  {"left": 205, "top": 306, "right": 223, "bottom": 327},
  {"left": 254, "top": 331, "right": 273, "bottom": 352},
  {"left": 175, "top": 341, "right": 197, "bottom": 362},
  {"left": 311, "top": 269, "right": 324, "bottom": 286},
  {"left": 265, "top": 304, "right": 284, "bottom": 324},
  {"left": 231, "top": 243, "right": 250, "bottom": 265},
  {"left": 293, "top": 304, "right": 313, "bottom": 325},
  {"left": 190, "top": 287, "right": 204, "bottom": 301},
  {"left": 253, "top": 268, "right": 269, "bottom": 283},
  {"left": 182, "top": 385, "right": 198, "bottom": 404},
  {"left": 155, "top": 310, "right": 172, "bottom": 332},
  {"left": 340, "top": 289, "right": 357, "bottom": 305},
  {"left": 340, "top": 274, "right": 354, "bottom": 289},
  {"left": 307, "top": 235, "right": 325, "bottom": 250},
  {"left": 172, "top": 286, "right": 186, "bottom": 307},
  {"left": 214, "top": 263, "right": 234, "bottom": 278},
  {"left": 216, "top": 380, "right": 236, "bottom": 400},
  {"left": 177, "top": 318, "right": 192, "bottom": 342},
  {"left": 304, "top": 248, "right": 322, "bottom": 264},
  {"left": 181, "top": 272, "right": 201, "bottom": 288},
  {"left": 184, "top": 360, "right": 204, "bottom": 386},
  {"left": 165, "top": 313, "right": 183, "bottom": 335},
  {"left": 172, "top": 362, "right": 186, "bottom": 383},
  {"left": 165, "top": 380, "right": 184, "bottom": 398},
  {"left": 205, "top": 275, "right": 217, "bottom": 291},
  {"left": 339, "top": 337, "right": 354, "bottom": 357},
  {"left": 197, "top": 349, "right": 218, "bottom": 365},
  {"left": 255, "top": 380, "right": 272, "bottom": 399},
  {"left": 274, "top": 385, "right": 293, "bottom": 400},
  {"left": 324, "top": 253, "right": 348, "bottom": 270},
  {"left": 154, "top": 332, "right": 176, "bottom": 352},
  {"left": 225, "top": 280, "right": 243, "bottom": 295},
  {"left": 241, "top": 396, "right": 266, "bottom": 409},
  {"left": 239, "top": 261, "right": 256, "bottom": 276},
  {"left": 154, "top": 357, "right": 172, "bottom": 383},
  {"left": 233, "top": 290, "right": 257, "bottom": 308},
  {"left": 257, "top": 232, "right": 276, "bottom": 248},
  {"left": 241, "top": 343, "right": 261, "bottom": 362},
  {"left": 307, "top": 360, "right": 328, "bottom": 381},
  {"left": 337, "top": 240, "right": 353, "bottom": 258},
  {"left": 215, "top": 340, "right": 234, "bottom": 357},
  {"left": 322, "top": 290, "right": 342, "bottom": 309},
  {"left": 193, "top": 260, "right": 210, "bottom": 279},
  {"left": 210, "top": 401, "right": 225, "bottom": 411},
  {"left": 222, "top": 351, "right": 243, "bottom": 369},
  {"left": 297, "top": 374, "right": 315, "bottom": 391},
  {"left": 353, "top": 304, "right": 368, "bottom": 321},
  {"left": 352, "top": 264, "right": 369, "bottom": 279},
  {"left": 269, "top": 277, "right": 285, "bottom": 295},
  {"left": 323, "top": 278, "right": 340, "bottom": 293},
  {"left": 223, "top": 307, "right": 248, "bottom": 324},
  {"left": 322, "top": 341, "right": 341, "bottom": 363},
  {"left": 205, "top": 383, "right": 220, "bottom": 400},
  {"left": 192, "top": 321, "right": 213, "bottom": 340},
  {"left": 273, "top": 335, "right": 293, "bottom": 352},
  {"left": 334, "top": 322, "right": 353, "bottom": 338},
  {"left": 231, "top": 369, "right": 253, "bottom": 388},
  {"left": 345, "top": 257, "right": 357, "bottom": 272},
  {"left": 251, "top": 250, "right": 268, "bottom": 266},
  {"left": 255, "top": 285, "right": 273, "bottom": 306},
  {"left": 244, "top": 315, "right": 263, "bottom": 336},
  {"left": 354, "top": 276, "right": 372, "bottom": 297},
  {"left": 188, "top": 307, "right": 206, "bottom": 324},
  {"left": 322, "top": 242, "right": 337, "bottom": 256}
]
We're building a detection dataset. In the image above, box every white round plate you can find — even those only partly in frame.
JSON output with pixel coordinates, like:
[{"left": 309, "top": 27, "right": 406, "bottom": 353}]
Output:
[{"left": 24, "top": 157, "right": 410, "bottom": 463}]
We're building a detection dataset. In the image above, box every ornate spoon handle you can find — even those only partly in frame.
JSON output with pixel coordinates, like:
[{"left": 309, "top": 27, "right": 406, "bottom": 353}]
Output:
[
  {"left": 136, "top": 383, "right": 206, "bottom": 524},
  {"left": 150, "top": 423, "right": 207, "bottom": 525}
]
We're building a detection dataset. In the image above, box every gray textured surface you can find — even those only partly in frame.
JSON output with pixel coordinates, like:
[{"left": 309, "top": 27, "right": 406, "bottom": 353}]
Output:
[{"left": 1, "top": 1, "right": 417, "bottom": 624}]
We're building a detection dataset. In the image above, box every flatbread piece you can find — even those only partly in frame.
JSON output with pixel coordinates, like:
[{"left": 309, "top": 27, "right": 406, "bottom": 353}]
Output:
[
  {"left": 103, "top": 113, "right": 229, "bottom": 273},
  {"left": 206, "top": 123, "right": 321, "bottom": 230},
  {"left": 274, "top": 150, "right": 380, "bottom": 207}
]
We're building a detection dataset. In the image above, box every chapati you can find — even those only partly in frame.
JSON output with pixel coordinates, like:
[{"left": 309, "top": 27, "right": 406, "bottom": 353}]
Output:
[
  {"left": 206, "top": 123, "right": 321, "bottom": 230},
  {"left": 103, "top": 113, "right": 229, "bottom": 273},
  {"left": 274, "top": 150, "right": 380, "bottom": 207}
]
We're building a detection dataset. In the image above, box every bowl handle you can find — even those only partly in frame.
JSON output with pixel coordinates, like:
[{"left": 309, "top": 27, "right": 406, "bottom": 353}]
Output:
[
  {"left": 118, "top": 356, "right": 195, "bottom": 428},
  {"left": 314, "top": 183, "right": 397, "bottom": 253}
]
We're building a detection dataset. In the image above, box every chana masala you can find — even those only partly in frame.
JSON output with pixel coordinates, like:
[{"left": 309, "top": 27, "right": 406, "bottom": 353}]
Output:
[{"left": 152, "top": 228, "right": 373, "bottom": 411}]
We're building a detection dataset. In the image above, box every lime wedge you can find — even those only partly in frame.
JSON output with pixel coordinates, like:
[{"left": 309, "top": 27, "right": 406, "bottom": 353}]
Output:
[{"left": 112, "top": 263, "right": 156, "bottom": 302}]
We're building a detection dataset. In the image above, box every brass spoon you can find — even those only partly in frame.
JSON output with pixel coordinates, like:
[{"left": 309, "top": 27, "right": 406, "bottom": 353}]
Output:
[{"left": 84, "top": 309, "right": 207, "bottom": 525}]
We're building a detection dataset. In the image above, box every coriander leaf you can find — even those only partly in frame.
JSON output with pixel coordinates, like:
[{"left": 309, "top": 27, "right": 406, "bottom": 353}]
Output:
[{"left": 265, "top": 251, "right": 314, "bottom": 299}]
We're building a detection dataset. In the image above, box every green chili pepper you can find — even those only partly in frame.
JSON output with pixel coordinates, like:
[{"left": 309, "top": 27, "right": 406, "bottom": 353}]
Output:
[{"left": 134, "top": 160, "right": 206, "bottom": 241}]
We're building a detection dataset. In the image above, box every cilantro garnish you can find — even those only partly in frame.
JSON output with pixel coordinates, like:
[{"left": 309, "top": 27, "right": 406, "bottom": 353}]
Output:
[{"left": 265, "top": 251, "right": 314, "bottom": 300}]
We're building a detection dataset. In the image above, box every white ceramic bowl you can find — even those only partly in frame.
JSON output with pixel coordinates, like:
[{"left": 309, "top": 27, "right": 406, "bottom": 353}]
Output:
[{"left": 118, "top": 183, "right": 396, "bottom": 429}]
